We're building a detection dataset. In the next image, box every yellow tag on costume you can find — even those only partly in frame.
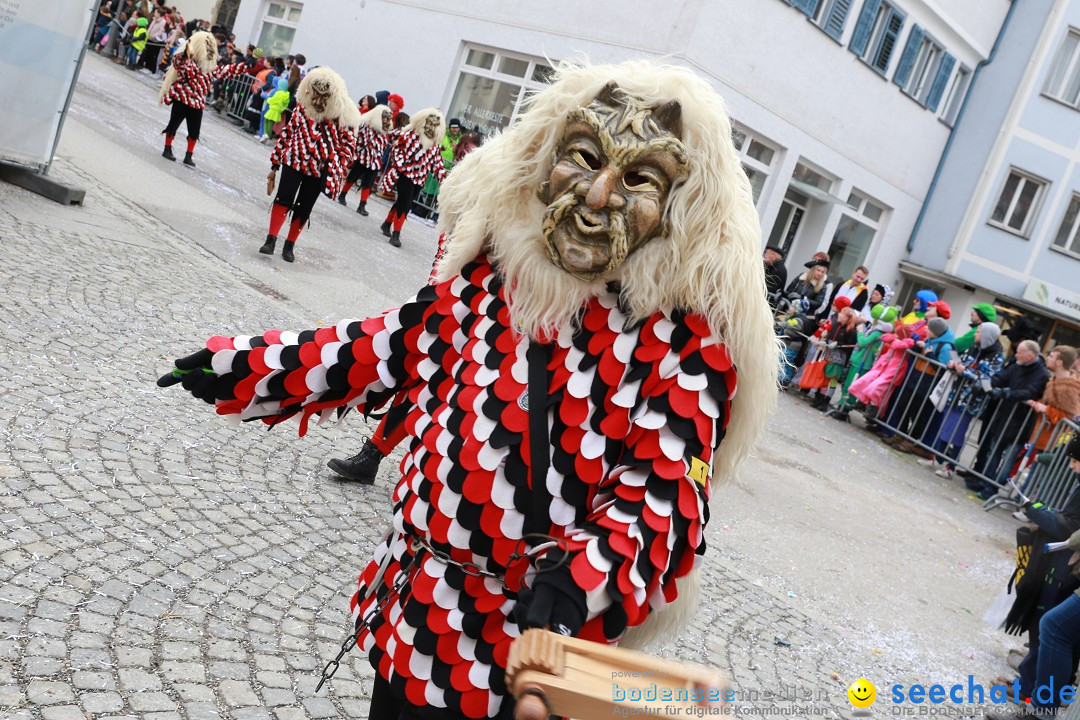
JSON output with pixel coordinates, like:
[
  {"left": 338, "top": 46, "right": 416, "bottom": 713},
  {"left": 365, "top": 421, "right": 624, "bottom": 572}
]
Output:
[{"left": 688, "top": 456, "right": 710, "bottom": 486}]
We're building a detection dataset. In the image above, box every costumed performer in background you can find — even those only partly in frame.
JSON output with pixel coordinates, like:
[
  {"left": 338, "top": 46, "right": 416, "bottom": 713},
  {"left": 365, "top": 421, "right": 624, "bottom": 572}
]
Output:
[
  {"left": 157, "top": 60, "right": 779, "bottom": 720},
  {"left": 377, "top": 108, "right": 447, "bottom": 247},
  {"left": 158, "top": 31, "right": 248, "bottom": 166},
  {"left": 337, "top": 104, "right": 393, "bottom": 215},
  {"left": 260, "top": 67, "right": 360, "bottom": 263}
]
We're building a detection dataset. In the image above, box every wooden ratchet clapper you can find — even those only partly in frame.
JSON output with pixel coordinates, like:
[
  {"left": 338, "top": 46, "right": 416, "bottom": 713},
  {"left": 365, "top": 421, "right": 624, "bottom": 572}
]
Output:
[{"left": 507, "top": 629, "right": 728, "bottom": 720}]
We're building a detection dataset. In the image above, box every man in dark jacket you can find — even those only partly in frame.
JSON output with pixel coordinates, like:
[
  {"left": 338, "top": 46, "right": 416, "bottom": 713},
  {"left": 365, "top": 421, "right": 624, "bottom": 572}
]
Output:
[
  {"left": 763, "top": 245, "right": 786, "bottom": 310},
  {"left": 968, "top": 340, "right": 1051, "bottom": 496}
]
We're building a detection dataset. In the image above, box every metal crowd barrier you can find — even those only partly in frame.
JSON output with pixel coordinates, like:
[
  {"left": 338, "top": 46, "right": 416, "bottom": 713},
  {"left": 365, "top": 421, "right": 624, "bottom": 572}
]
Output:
[
  {"left": 221, "top": 74, "right": 259, "bottom": 125},
  {"left": 871, "top": 348, "right": 1057, "bottom": 508},
  {"left": 1004, "top": 417, "right": 1079, "bottom": 513}
]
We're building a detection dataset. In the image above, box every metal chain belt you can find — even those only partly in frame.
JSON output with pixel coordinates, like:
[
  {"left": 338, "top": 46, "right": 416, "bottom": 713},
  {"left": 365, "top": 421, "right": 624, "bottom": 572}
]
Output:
[{"left": 314, "top": 532, "right": 570, "bottom": 693}]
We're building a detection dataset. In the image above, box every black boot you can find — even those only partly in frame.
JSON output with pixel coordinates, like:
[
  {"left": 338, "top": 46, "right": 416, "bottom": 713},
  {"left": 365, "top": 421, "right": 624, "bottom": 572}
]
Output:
[
  {"left": 259, "top": 235, "right": 276, "bottom": 255},
  {"left": 337, "top": 191, "right": 347, "bottom": 206},
  {"left": 282, "top": 241, "right": 295, "bottom": 263},
  {"left": 389, "top": 231, "right": 401, "bottom": 247},
  {"left": 162, "top": 146, "right": 176, "bottom": 161},
  {"left": 183, "top": 152, "right": 195, "bottom": 167},
  {"left": 380, "top": 220, "right": 392, "bottom": 237},
  {"left": 811, "top": 393, "right": 829, "bottom": 410},
  {"left": 356, "top": 201, "right": 368, "bottom": 216},
  {"left": 327, "top": 439, "right": 385, "bottom": 484}
]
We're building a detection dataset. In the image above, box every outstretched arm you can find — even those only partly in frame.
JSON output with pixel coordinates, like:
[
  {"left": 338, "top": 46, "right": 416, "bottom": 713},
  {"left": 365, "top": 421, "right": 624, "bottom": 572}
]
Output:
[{"left": 158, "top": 284, "right": 438, "bottom": 435}]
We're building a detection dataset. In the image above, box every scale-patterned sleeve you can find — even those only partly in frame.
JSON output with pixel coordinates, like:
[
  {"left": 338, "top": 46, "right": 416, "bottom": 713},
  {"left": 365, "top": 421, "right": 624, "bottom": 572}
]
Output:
[
  {"left": 324, "top": 123, "right": 358, "bottom": 198},
  {"left": 197, "top": 284, "right": 439, "bottom": 436},
  {"left": 211, "top": 61, "right": 249, "bottom": 81},
  {"left": 550, "top": 311, "right": 736, "bottom": 642},
  {"left": 268, "top": 108, "right": 303, "bottom": 169},
  {"left": 391, "top": 131, "right": 420, "bottom": 171}
]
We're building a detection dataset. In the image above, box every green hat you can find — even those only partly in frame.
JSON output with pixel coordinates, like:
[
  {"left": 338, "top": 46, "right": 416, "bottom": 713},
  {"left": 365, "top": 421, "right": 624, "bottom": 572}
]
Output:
[{"left": 137, "top": 17, "right": 148, "bottom": 26}]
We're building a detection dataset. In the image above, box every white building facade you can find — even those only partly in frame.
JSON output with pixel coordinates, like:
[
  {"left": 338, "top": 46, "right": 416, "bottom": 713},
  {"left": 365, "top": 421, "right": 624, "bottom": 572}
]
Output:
[{"left": 228, "top": 0, "right": 1010, "bottom": 293}]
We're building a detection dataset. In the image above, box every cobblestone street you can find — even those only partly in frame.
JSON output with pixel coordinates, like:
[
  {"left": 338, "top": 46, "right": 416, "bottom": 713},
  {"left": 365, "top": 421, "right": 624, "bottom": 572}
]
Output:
[{"left": 0, "top": 55, "right": 1029, "bottom": 720}]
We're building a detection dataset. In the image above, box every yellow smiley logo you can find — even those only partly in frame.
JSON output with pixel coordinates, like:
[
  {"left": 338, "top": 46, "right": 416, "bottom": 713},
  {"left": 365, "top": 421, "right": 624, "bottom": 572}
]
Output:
[{"left": 847, "top": 678, "right": 876, "bottom": 708}]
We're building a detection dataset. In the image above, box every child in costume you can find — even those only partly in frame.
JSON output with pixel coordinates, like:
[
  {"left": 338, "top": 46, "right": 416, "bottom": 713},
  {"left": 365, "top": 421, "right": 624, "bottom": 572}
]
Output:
[
  {"left": 827, "top": 304, "right": 896, "bottom": 422},
  {"left": 377, "top": 109, "right": 447, "bottom": 247},
  {"left": 158, "top": 61, "right": 779, "bottom": 720},
  {"left": 127, "top": 17, "right": 148, "bottom": 69},
  {"left": 158, "top": 31, "right": 248, "bottom": 166},
  {"left": 261, "top": 76, "right": 290, "bottom": 142},
  {"left": 336, "top": 104, "right": 393, "bottom": 215},
  {"left": 260, "top": 68, "right": 360, "bottom": 263},
  {"left": 849, "top": 324, "right": 916, "bottom": 430}
]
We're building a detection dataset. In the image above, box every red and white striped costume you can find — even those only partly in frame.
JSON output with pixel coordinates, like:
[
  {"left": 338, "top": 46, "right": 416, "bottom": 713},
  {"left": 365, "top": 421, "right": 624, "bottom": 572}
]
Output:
[
  {"left": 195, "top": 255, "right": 736, "bottom": 719},
  {"left": 270, "top": 103, "right": 358, "bottom": 198},
  {"left": 378, "top": 128, "right": 447, "bottom": 193},
  {"left": 163, "top": 55, "right": 247, "bottom": 110},
  {"left": 354, "top": 125, "right": 390, "bottom": 171}
]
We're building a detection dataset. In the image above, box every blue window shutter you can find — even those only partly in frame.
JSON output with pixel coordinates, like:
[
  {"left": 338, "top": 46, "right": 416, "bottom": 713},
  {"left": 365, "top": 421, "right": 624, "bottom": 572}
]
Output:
[
  {"left": 824, "top": 0, "right": 853, "bottom": 39},
  {"left": 795, "top": 0, "right": 820, "bottom": 17},
  {"left": 926, "top": 53, "right": 956, "bottom": 111},
  {"left": 849, "top": 0, "right": 883, "bottom": 56},
  {"left": 873, "top": 8, "right": 906, "bottom": 72},
  {"left": 894, "top": 24, "right": 925, "bottom": 87}
]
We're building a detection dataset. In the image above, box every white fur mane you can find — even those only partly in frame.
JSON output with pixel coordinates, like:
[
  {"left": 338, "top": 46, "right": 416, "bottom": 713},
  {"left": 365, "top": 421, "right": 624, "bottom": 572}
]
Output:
[
  {"left": 361, "top": 104, "right": 392, "bottom": 134},
  {"left": 158, "top": 30, "right": 217, "bottom": 103},
  {"left": 297, "top": 67, "right": 361, "bottom": 129},
  {"left": 407, "top": 107, "right": 445, "bottom": 151}
]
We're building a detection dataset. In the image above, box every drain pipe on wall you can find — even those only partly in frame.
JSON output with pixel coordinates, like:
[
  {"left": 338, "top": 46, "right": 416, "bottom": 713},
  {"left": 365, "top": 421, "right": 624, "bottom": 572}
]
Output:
[{"left": 905, "top": 0, "right": 1020, "bottom": 254}]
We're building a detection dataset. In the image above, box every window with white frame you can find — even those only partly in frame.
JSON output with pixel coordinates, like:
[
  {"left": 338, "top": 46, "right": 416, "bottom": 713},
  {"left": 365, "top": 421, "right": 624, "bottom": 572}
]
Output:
[
  {"left": 941, "top": 65, "right": 971, "bottom": 126},
  {"left": 1044, "top": 28, "right": 1080, "bottom": 108},
  {"left": 256, "top": 0, "right": 302, "bottom": 58},
  {"left": 852, "top": 0, "right": 905, "bottom": 75},
  {"left": 989, "top": 169, "right": 1047, "bottom": 237},
  {"left": 1052, "top": 194, "right": 1080, "bottom": 256},
  {"left": 732, "top": 126, "right": 777, "bottom": 205},
  {"left": 445, "top": 46, "right": 553, "bottom": 139},
  {"left": 827, "top": 190, "right": 887, "bottom": 278}
]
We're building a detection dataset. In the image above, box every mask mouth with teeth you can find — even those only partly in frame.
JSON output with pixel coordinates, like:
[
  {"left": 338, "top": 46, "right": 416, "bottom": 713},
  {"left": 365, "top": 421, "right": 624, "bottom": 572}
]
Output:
[{"left": 537, "top": 82, "right": 688, "bottom": 280}]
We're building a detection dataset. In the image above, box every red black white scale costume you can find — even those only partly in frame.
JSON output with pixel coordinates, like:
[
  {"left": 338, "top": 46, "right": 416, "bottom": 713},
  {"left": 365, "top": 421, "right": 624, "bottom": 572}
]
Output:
[
  {"left": 377, "top": 109, "right": 447, "bottom": 246},
  {"left": 159, "top": 60, "right": 778, "bottom": 720},
  {"left": 260, "top": 67, "right": 359, "bottom": 263},
  {"left": 338, "top": 104, "right": 393, "bottom": 215},
  {"left": 158, "top": 31, "right": 247, "bottom": 165},
  {"left": 190, "top": 255, "right": 734, "bottom": 717}
]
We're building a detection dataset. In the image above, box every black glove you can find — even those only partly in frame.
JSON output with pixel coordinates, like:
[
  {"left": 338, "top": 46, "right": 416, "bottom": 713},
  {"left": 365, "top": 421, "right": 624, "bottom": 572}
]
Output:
[
  {"left": 157, "top": 348, "right": 218, "bottom": 404},
  {"left": 512, "top": 551, "right": 587, "bottom": 637},
  {"left": 988, "top": 387, "right": 1006, "bottom": 400}
]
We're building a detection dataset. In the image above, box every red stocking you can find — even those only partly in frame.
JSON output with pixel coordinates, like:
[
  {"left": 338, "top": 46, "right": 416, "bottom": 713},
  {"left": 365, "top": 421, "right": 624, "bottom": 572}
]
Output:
[
  {"left": 392, "top": 214, "right": 406, "bottom": 232},
  {"left": 186, "top": 138, "right": 197, "bottom": 153},
  {"left": 268, "top": 203, "right": 289, "bottom": 237},
  {"left": 360, "top": 188, "right": 371, "bottom": 202},
  {"left": 286, "top": 216, "right": 306, "bottom": 242},
  {"left": 164, "top": 134, "right": 175, "bottom": 147},
  {"left": 340, "top": 181, "right": 355, "bottom": 195}
]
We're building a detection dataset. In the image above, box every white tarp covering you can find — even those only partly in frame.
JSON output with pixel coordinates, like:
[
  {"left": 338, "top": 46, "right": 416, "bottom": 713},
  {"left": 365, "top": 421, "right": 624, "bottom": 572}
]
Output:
[{"left": 0, "top": 0, "right": 95, "bottom": 168}]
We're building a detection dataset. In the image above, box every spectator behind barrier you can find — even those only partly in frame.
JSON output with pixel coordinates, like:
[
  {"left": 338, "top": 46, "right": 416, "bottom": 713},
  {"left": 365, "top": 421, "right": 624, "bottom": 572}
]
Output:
[
  {"left": 919, "top": 322, "right": 1004, "bottom": 481},
  {"left": 966, "top": 340, "right": 1050, "bottom": 496}
]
